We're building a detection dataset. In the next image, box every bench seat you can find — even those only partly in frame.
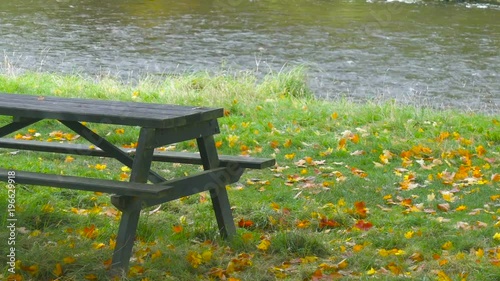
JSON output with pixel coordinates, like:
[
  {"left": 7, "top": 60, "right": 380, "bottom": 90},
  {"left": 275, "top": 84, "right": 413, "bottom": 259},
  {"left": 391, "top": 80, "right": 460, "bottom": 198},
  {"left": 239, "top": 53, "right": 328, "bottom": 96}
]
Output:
[
  {"left": 0, "top": 138, "right": 275, "bottom": 169},
  {"left": 0, "top": 168, "right": 171, "bottom": 198}
]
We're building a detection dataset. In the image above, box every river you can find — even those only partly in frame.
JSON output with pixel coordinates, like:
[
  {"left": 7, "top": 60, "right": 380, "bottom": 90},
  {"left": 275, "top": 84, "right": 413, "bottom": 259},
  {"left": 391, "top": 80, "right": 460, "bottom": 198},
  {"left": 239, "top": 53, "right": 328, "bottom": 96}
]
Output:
[{"left": 0, "top": 0, "right": 499, "bottom": 113}]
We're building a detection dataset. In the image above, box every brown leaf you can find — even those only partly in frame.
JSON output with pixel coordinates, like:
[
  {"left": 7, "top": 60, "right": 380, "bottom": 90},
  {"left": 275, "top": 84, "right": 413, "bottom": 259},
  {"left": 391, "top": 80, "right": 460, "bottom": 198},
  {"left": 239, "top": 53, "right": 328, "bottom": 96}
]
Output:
[{"left": 437, "top": 203, "right": 450, "bottom": 212}]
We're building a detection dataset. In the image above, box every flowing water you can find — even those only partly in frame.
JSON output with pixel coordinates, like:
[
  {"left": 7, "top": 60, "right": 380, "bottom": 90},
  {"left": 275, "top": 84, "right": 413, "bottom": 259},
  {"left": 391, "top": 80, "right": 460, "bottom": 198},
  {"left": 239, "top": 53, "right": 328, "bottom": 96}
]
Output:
[{"left": 0, "top": 0, "right": 499, "bottom": 113}]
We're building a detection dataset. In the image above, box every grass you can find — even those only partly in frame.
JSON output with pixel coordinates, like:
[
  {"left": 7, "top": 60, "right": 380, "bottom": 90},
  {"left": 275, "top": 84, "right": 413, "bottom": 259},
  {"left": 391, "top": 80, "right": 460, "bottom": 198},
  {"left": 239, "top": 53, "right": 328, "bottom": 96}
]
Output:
[{"left": 0, "top": 68, "right": 498, "bottom": 281}]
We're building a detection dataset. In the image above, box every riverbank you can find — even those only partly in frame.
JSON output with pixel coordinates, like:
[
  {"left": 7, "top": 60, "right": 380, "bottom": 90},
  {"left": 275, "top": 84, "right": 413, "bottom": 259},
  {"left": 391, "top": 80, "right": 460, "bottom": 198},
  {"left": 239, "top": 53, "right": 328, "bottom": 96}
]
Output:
[{"left": 0, "top": 70, "right": 499, "bottom": 280}]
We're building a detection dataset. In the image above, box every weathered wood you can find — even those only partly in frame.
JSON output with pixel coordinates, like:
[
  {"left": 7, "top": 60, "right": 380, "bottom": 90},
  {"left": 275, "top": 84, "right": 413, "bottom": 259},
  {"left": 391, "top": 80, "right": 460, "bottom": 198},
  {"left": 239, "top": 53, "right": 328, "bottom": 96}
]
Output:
[
  {"left": 0, "top": 168, "right": 171, "bottom": 197},
  {"left": 154, "top": 119, "right": 220, "bottom": 147},
  {"left": 144, "top": 166, "right": 244, "bottom": 206},
  {"left": 0, "top": 93, "right": 223, "bottom": 128},
  {"left": 59, "top": 121, "right": 165, "bottom": 184},
  {"left": 197, "top": 135, "right": 236, "bottom": 239},
  {"left": 0, "top": 119, "right": 40, "bottom": 137},
  {"left": 0, "top": 138, "right": 276, "bottom": 169},
  {"left": 111, "top": 127, "right": 157, "bottom": 272}
]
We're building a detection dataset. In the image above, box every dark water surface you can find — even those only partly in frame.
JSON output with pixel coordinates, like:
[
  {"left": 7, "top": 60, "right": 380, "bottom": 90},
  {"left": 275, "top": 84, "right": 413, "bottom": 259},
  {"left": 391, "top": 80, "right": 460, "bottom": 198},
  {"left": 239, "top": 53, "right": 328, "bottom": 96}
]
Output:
[{"left": 0, "top": 0, "right": 499, "bottom": 113}]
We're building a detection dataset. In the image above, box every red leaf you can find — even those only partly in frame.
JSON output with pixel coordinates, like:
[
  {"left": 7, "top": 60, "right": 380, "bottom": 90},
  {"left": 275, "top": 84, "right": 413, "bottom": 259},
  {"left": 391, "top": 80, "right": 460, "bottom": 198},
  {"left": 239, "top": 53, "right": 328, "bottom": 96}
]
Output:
[
  {"left": 354, "top": 220, "right": 373, "bottom": 231},
  {"left": 319, "top": 217, "right": 340, "bottom": 229},
  {"left": 238, "top": 218, "right": 254, "bottom": 228}
]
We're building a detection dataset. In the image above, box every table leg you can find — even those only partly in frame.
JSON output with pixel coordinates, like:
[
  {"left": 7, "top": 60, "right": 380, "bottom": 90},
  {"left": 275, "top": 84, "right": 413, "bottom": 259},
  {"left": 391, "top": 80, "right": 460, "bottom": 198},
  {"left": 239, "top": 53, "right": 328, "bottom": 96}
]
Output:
[
  {"left": 197, "top": 135, "right": 236, "bottom": 239},
  {"left": 110, "top": 128, "right": 157, "bottom": 272}
]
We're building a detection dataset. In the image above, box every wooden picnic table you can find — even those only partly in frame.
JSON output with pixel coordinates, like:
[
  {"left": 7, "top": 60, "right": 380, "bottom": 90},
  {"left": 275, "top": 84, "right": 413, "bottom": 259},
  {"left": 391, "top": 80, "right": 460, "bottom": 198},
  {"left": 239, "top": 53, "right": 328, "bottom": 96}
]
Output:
[{"left": 0, "top": 93, "right": 274, "bottom": 273}]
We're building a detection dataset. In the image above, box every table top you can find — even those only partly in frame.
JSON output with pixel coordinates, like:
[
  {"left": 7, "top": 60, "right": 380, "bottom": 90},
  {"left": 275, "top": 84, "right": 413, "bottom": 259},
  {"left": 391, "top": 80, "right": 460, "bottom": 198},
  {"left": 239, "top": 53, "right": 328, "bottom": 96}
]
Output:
[{"left": 0, "top": 93, "right": 223, "bottom": 128}]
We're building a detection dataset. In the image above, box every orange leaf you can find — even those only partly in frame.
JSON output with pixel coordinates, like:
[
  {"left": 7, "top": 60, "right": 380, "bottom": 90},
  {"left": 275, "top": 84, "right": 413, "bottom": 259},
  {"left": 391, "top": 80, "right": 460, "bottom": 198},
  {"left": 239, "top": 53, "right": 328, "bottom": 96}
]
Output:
[
  {"left": 338, "top": 138, "right": 347, "bottom": 150},
  {"left": 354, "top": 220, "right": 373, "bottom": 231},
  {"left": 269, "top": 140, "right": 279, "bottom": 148},
  {"left": 172, "top": 225, "right": 183, "bottom": 233},
  {"left": 53, "top": 263, "right": 63, "bottom": 277},
  {"left": 386, "top": 262, "right": 402, "bottom": 275},
  {"left": 81, "top": 224, "right": 98, "bottom": 239},
  {"left": 296, "top": 219, "right": 311, "bottom": 229},
  {"left": 238, "top": 218, "right": 254, "bottom": 228},
  {"left": 354, "top": 201, "right": 368, "bottom": 218},
  {"left": 319, "top": 217, "right": 340, "bottom": 229}
]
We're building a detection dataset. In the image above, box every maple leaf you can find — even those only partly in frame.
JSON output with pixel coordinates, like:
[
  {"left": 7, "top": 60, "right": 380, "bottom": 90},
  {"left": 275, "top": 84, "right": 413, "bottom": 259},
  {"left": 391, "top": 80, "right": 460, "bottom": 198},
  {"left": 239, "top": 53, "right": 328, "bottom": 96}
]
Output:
[
  {"left": 442, "top": 241, "right": 453, "bottom": 250},
  {"left": 354, "top": 220, "right": 373, "bottom": 231},
  {"left": 296, "top": 219, "right": 311, "bottom": 229},
  {"left": 238, "top": 218, "right": 254, "bottom": 228},
  {"left": 172, "top": 225, "right": 183, "bottom": 233},
  {"left": 354, "top": 201, "right": 368, "bottom": 218},
  {"left": 319, "top": 217, "right": 340, "bottom": 229},
  {"left": 80, "top": 224, "right": 98, "bottom": 239},
  {"left": 186, "top": 251, "right": 202, "bottom": 268},
  {"left": 257, "top": 239, "right": 271, "bottom": 251}
]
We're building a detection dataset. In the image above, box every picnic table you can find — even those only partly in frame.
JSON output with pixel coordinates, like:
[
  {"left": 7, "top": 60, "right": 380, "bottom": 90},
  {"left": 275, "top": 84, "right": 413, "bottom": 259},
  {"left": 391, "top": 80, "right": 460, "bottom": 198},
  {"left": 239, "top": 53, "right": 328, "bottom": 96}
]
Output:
[{"left": 0, "top": 93, "right": 274, "bottom": 272}]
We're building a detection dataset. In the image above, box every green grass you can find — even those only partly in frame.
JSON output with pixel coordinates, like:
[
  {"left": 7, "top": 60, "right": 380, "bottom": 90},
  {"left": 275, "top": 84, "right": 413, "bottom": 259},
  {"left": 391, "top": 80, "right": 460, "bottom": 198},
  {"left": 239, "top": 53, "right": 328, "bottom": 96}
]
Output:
[{"left": 0, "top": 68, "right": 499, "bottom": 280}]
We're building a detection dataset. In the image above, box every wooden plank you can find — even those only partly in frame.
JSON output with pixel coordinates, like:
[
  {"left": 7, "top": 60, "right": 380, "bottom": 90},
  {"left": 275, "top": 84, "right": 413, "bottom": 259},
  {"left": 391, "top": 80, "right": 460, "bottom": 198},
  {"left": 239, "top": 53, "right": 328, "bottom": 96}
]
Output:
[
  {"left": 153, "top": 119, "right": 220, "bottom": 147},
  {"left": 144, "top": 166, "right": 244, "bottom": 206},
  {"left": 0, "top": 138, "right": 276, "bottom": 169},
  {"left": 0, "top": 93, "right": 223, "bottom": 128},
  {"left": 0, "top": 168, "right": 171, "bottom": 198}
]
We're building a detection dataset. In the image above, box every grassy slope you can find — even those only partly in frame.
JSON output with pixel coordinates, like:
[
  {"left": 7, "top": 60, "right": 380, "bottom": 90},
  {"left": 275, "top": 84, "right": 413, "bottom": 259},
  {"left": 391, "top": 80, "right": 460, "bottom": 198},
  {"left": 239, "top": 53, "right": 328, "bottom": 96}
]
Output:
[{"left": 0, "top": 69, "right": 499, "bottom": 280}]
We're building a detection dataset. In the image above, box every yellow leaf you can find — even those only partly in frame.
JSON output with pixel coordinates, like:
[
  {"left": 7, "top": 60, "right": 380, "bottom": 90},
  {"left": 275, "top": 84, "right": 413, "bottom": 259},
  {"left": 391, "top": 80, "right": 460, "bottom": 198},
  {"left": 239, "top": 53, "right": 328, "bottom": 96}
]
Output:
[
  {"left": 21, "top": 264, "right": 39, "bottom": 276},
  {"left": 441, "top": 191, "right": 456, "bottom": 202},
  {"left": 63, "top": 256, "right": 76, "bottom": 264},
  {"left": 331, "top": 112, "right": 338, "bottom": 120},
  {"left": 121, "top": 166, "right": 131, "bottom": 172},
  {"left": 115, "top": 128, "right": 125, "bottom": 134},
  {"left": 85, "top": 274, "right": 98, "bottom": 281},
  {"left": 284, "top": 139, "right": 292, "bottom": 148},
  {"left": 53, "top": 263, "right": 63, "bottom": 276},
  {"left": 42, "top": 203, "right": 54, "bottom": 213},
  {"left": 151, "top": 250, "right": 162, "bottom": 260},
  {"left": 65, "top": 156, "right": 75, "bottom": 163},
  {"left": 476, "top": 248, "right": 484, "bottom": 258},
  {"left": 129, "top": 265, "right": 145, "bottom": 276},
  {"left": 404, "top": 231, "right": 414, "bottom": 239},
  {"left": 92, "top": 242, "right": 106, "bottom": 249},
  {"left": 455, "top": 205, "right": 467, "bottom": 211},
  {"left": 475, "top": 145, "right": 486, "bottom": 156},
  {"left": 186, "top": 251, "right": 202, "bottom": 268},
  {"left": 442, "top": 241, "right": 453, "bottom": 250},
  {"left": 257, "top": 239, "right": 271, "bottom": 251},
  {"left": 437, "top": 270, "right": 452, "bottom": 281},
  {"left": 494, "top": 233, "right": 500, "bottom": 240},
  {"left": 94, "top": 164, "right": 107, "bottom": 171},
  {"left": 202, "top": 250, "right": 213, "bottom": 262},
  {"left": 285, "top": 153, "right": 295, "bottom": 160},
  {"left": 366, "top": 267, "right": 377, "bottom": 275}
]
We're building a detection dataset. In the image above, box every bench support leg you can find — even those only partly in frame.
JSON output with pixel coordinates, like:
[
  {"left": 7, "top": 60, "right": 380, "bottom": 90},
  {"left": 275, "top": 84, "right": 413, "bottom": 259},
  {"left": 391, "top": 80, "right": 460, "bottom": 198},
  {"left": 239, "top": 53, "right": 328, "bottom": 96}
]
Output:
[
  {"left": 110, "top": 197, "right": 142, "bottom": 273},
  {"left": 110, "top": 128, "right": 157, "bottom": 273},
  {"left": 197, "top": 136, "right": 236, "bottom": 239}
]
